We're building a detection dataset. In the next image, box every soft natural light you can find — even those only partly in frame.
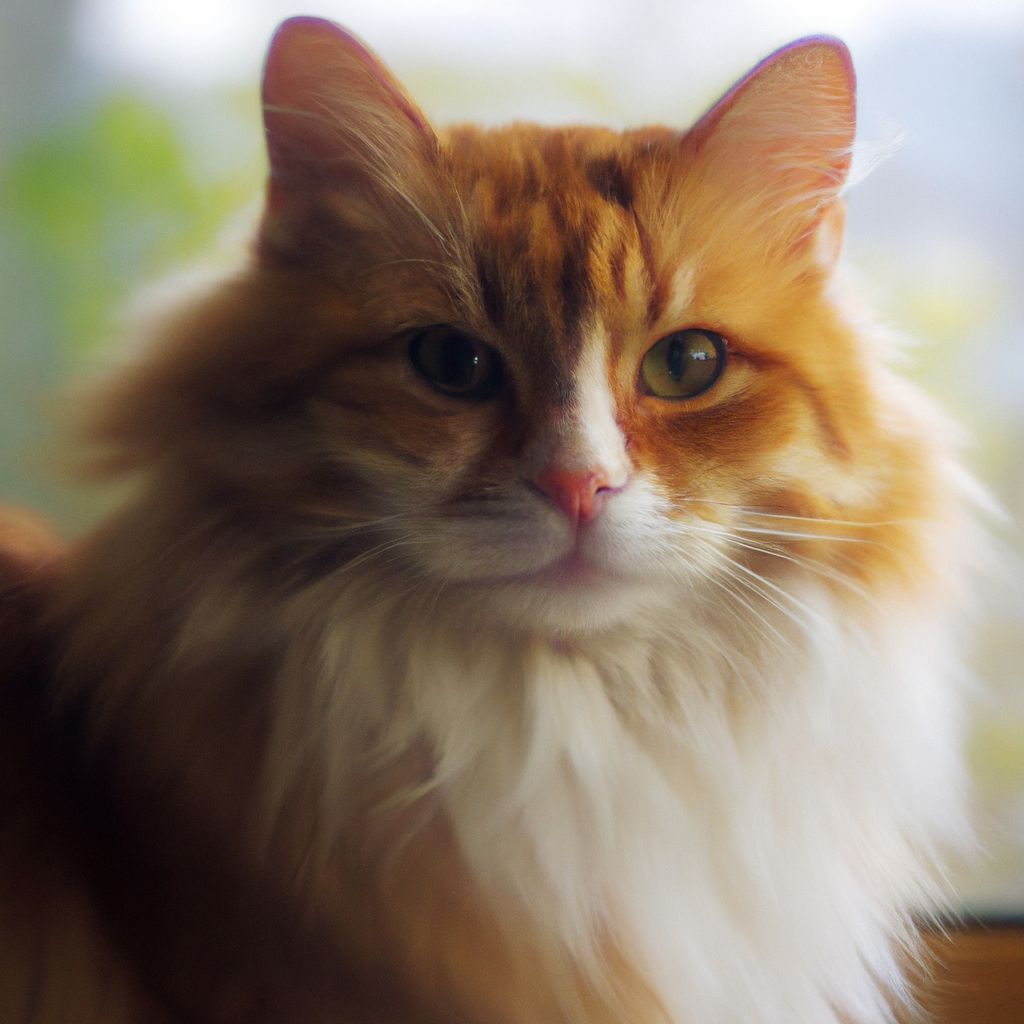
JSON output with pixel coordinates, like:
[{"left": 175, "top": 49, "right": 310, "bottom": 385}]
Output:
[
  {"left": 4, "top": 0, "right": 1022, "bottom": 920},
  {"left": 76, "top": 0, "right": 1024, "bottom": 90}
]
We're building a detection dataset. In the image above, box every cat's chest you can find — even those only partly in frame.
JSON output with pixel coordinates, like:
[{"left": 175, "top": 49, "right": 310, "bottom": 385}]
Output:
[{"left": 249, "top": 577, "right": 946, "bottom": 1023}]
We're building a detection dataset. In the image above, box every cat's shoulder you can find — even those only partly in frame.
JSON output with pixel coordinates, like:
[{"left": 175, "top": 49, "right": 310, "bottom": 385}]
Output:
[{"left": 0, "top": 508, "right": 170, "bottom": 1022}]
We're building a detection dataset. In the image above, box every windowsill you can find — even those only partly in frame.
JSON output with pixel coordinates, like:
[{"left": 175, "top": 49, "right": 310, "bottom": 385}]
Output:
[{"left": 913, "top": 917, "right": 1024, "bottom": 1023}]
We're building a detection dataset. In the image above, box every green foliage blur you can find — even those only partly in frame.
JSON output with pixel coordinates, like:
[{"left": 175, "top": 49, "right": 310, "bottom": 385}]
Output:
[
  {"left": 0, "top": 88, "right": 260, "bottom": 525},
  {"left": 0, "top": 34, "right": 1020, "bottom": 912},
  {"left": 3, "top": 91, "right": 259, "bottom": 361}
]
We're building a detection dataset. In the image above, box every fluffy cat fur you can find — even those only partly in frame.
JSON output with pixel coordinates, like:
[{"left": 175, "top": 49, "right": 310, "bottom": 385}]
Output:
[{"left": 0, "top": 17, "right": 978, "bottom": 1024}]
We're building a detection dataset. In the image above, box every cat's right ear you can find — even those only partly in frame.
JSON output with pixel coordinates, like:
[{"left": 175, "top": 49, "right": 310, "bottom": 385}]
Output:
[{"left": 258, "top": 17, "right": 441, "bottom": 261}]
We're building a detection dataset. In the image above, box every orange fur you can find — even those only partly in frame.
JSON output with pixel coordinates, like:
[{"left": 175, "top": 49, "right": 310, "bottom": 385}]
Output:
[{"left": 0, "top": 19, "right": 975, "bottom": 1024}]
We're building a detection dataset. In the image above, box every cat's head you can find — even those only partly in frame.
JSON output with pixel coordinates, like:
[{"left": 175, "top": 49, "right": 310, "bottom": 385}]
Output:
[{"left": 86, "top": 19, "right": 942, "bottom": 636}]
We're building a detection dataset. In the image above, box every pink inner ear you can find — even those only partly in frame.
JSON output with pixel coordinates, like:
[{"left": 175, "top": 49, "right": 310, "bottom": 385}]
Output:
[
  {"left": 257, "top": 17, "right": 441, "bottom": 262},
  {"left": 262, "top": 18, "right": 342, "bottom": 165},
  {"left": 262, "top": 16, "right": 430, "bottom": 165},
  {"left": 678, "top": 34, "right": 857, "bottom": 247},
  {"left": 689, "top": 35, "right": 855, "bottom": 155},
  {"left": 262, "top": 17, "right": 370, "bottom": 106}
]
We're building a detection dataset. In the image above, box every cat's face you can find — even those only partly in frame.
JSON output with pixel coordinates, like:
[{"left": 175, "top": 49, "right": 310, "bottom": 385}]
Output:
[
  {"left": 291, "top": 120, "right": 852, "bottom": 634},
  {"left": 95, "top": 20, "right": 935, "bottom": 636}
]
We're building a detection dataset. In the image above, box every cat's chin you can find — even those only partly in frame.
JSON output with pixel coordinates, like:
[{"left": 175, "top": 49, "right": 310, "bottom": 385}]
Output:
[
  {"left": 505, "top": 549, "right": 614, "bottom": 589},
  {"left": 450, "top": 570, "right": 668, "bottom": 636}
]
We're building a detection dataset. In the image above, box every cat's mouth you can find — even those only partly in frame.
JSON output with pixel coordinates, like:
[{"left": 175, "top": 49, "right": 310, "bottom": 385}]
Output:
[
  {"left": 452, "top": 538, "right": 663, "bottom": 634},
  {"left": 488, "top": 538, "right": 635, "bottom": 591},
  {"left": 515, "top": 549, "right": 610, "bottom": 588},
  {"left": 432, "top": 526, "right": 664, "bottom": 631}
]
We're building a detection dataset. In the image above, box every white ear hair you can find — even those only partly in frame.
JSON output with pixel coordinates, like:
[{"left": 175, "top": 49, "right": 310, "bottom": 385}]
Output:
[
  {"left": 846, "top": 121, "right": 905, "bottom": 190},
  {"left": 684, "top": 37, "right": 857, "bottom": 253}
]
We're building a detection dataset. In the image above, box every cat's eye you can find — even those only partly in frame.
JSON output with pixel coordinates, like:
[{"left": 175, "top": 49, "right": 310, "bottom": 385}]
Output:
[
  {"left": 640, "top": 329, "right": 725, "bottom": 400},
  {"left": 409, "top": 326, "right": 504, "bottom": 399}
]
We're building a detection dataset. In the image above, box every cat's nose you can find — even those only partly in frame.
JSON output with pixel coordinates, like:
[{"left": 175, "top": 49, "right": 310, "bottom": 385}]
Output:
[{"left": 531, "top": 467, "right": 620, "bottom": 524}]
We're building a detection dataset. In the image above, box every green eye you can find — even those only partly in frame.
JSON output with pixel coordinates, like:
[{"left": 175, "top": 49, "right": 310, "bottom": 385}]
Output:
[
  {"left": 640, "top": 329, "right": 725, "bottom": 400},
  {"left": 409, "top": 326, "right": 504, "bottom": 399}
]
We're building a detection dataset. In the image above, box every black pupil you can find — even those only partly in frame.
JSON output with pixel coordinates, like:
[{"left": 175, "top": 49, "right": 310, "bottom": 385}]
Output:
[
  {"left": 411, "top": 328, "right": 501, "bottom": 398},
  {"left": 439, "top": 338, "right": 479, "bottom": 389},
  {"left": 668, "top": 333, "right": 715, "bottom": 380},
  {"left": 666, "top": 337, "right": 686, "bottom": 381}
]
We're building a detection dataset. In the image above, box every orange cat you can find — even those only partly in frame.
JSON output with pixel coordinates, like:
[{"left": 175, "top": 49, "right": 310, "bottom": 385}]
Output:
[{"left": 0, "top": 18, "right": 977, "bottom": 1023}]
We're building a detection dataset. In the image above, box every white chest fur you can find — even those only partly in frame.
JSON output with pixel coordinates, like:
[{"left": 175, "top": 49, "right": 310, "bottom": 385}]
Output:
[{"left": 265, "top": 576, "right": 968, "bottom": 1024}]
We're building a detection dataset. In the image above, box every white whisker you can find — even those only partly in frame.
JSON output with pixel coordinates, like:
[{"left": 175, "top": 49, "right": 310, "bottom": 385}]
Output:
[
  {"left": 674, "top": 496, "right": 914, "bottom": 531},
  {"left": 720, "top": 552, "right": 827, "bottom": 630},
  {"left": 679, "top": 521, "right": 881, "bottom": 610},
  {"left": 731, "top": 524, "right": 875, "bottom": 545},
  {"left": 682, "top": 537, "right": 796, "bottom": 652}
]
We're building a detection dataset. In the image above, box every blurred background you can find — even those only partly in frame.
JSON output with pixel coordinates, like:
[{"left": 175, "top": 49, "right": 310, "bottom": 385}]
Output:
[{"left": 1, "top": 0, "right": 1021, "bottom": 914}]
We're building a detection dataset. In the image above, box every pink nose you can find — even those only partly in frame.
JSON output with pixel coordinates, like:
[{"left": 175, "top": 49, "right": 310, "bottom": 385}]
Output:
[{"left": 532, "top": 468, "right": 617, "bottom": 524}]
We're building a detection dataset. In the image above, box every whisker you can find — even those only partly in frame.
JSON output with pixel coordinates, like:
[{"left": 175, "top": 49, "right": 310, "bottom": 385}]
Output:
[
  {"left": 658, "top": 516, "right": 885, "bottom": 633},
  {"left": 683, "top": 538, "right": 796, "bottom": 652},
  {"left": 718, "top": 552, "right": 827, "bottom": 632},
  {"left": 730, "top": 524, "right": 875, "bottom": 545},
  {"left": 664, "top": 504, "right": 884, "bottom": 550},
  {"left": 740, "top": 509, "right": 916, "bottom": 529},
  {"left": 730, "top": 539, "right": 881, "bottom": 609},
  {"left": 676, "top": 519, "right": 880, "bottom": 607},
  {"left": 324, "top": 536, "right": 418, "bottom": 580},
  {"left": 673, "top": 495, "right": 913, "bottom": 532},
  {"left": 306, "top": 511, "right": 413, "bottom": 537},
  {"left": 706, "top": 572, "right": 794, "bottom": 651}
]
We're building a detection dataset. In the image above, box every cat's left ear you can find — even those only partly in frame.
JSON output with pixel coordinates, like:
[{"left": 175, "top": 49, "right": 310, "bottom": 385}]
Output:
[
  {"left": 259, "top": 17, "right": 442, "bottom": 260},
  {"left": 686, "top": 37, "right": 856, "bottom": 266}
]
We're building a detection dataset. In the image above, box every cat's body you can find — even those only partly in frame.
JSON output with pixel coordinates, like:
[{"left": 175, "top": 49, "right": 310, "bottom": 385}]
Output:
[{"left": 0, "top": 19, "right": 976, "bottom": 1023}]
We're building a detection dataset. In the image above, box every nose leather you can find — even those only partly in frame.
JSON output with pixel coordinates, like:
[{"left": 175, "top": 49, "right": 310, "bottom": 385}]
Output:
[{"left": 532, "top": 468, "right": 617, "bottom": 524}]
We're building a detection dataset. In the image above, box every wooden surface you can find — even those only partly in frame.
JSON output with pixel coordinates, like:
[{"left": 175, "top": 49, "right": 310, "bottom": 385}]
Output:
[{"left": 915, "top": 922, "right": 1024, "bottom": 1023}]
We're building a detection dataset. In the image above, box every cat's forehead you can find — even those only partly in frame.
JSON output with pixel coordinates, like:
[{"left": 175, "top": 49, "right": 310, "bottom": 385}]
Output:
[
  {"left": 443, "top": 124, "right": 642, "bottom": 205},
  {"left": 442, "top": 124, "right": 680, "bottom": 380}
]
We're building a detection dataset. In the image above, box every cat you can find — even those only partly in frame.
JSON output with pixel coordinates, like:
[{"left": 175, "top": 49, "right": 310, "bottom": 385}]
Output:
[{"left": 0, "top": 16, "right": 979, "bottom": 1024}]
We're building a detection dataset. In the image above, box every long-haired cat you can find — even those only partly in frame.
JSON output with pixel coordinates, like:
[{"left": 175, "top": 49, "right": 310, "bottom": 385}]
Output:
[{"left": 0, "top": 17, "right": 977, "bottom": 1023}]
